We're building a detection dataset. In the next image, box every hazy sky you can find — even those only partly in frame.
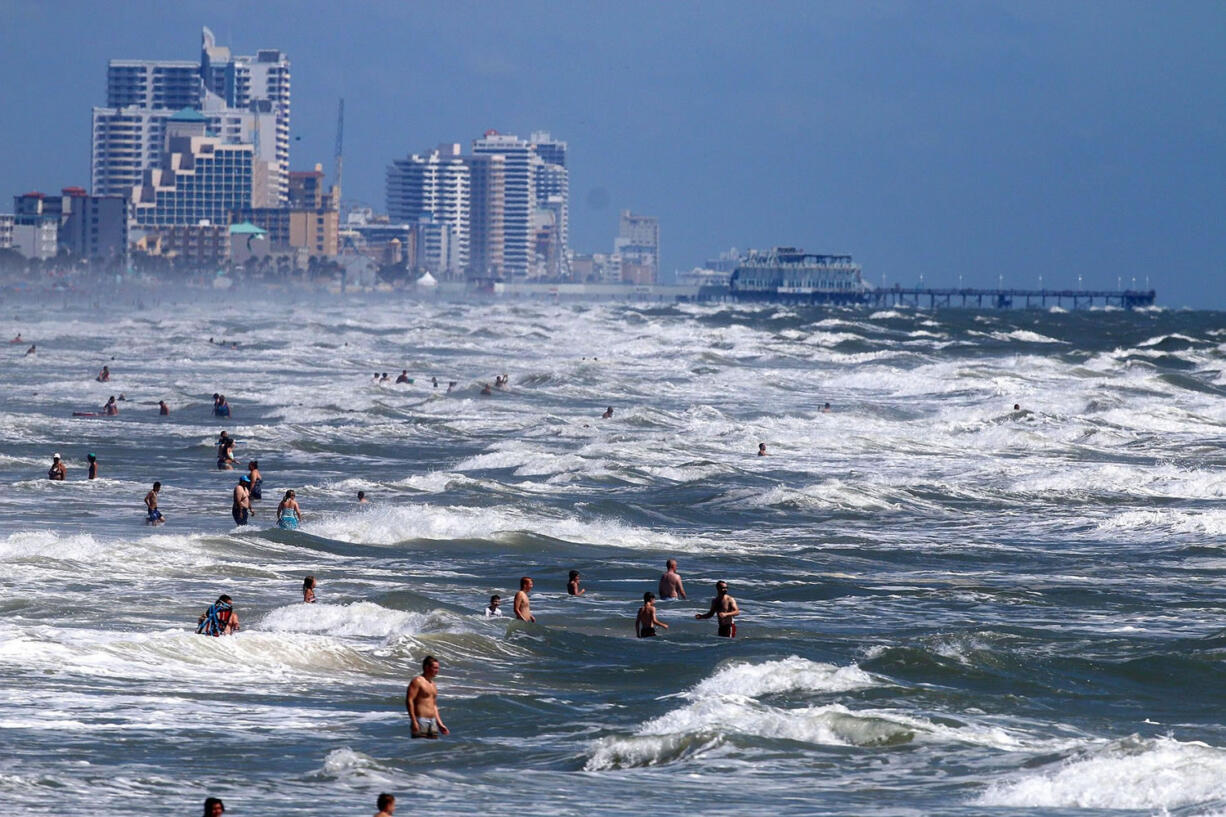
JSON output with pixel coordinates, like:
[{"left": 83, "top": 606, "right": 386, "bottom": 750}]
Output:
[{"left": 1, "top": 1, "right": 1222, "bottom": 304}]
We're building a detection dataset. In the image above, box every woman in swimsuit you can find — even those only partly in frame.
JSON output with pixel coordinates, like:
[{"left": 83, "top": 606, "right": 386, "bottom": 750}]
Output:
[
  {"left": 277, "top": 490, "right": 301, "bottom": 530},
  {"left": 302, "top": 575, "right": 317, "bottom": 603}
]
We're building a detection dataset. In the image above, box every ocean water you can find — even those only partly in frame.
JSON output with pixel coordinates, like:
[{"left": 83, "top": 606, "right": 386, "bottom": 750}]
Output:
[{"left": 3, "top": 292, "right": 1226, "bottom": 816}]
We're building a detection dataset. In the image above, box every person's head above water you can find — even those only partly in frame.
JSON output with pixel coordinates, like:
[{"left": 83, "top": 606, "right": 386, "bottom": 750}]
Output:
[
  {"left": 87, "top": 453, "right": 96, "bottom": 462},
  {"left": 239, "top": 475, "right": 250, "bottom": 484},
  {"left": 643, "top": 591, "right": 655, "bottom": 603},
  {"left": 52, "top": 453, "right": 60, "bottom": 461}
]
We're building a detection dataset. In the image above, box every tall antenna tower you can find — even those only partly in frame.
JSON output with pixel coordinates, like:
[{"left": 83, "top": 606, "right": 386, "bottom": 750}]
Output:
[{"left": 334, "top": 98, "right": 345, "bottom": 209}]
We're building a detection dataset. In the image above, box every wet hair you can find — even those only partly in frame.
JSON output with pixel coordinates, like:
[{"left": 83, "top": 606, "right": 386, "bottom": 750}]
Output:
[
  {"left": 152, "top": 481, "right": 161, "bottom": 490},
  {"left": 303, "top": 575, "right": 316, "bottom": 591},
  {"left": 203, "top": 797, "right": 224, "bottom": 816},
  {"left": 218, "top": 594, "right": 232, "bottom": 603},
  {"left": 422, "top": 654, "right": 438, "bottom": 671},
  {"left": 569, "top": 570, "right": 580, "bottom": 580},
  {"left": 283, "top": 490, "right": 295, "bottom": 500},
  {"left": 489, "top": 594, "right": 500, "bottom": 604},
  {"left": 520, "top": 576, "right": 532, "bottom": 589},
  {"left": 644, "top": 591, "right": 655, "bottom": 602},
  {"left": 377, "top": 793, "right": 395, "bottom": 810},
  {"left": 357, "top": 490, "right": 365, "bottom": 499}
]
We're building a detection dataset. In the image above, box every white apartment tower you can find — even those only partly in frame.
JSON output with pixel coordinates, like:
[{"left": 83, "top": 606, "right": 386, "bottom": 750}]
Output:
[
  {"left": 91, "top": 28, "right": 289, "bottom": 205},
  {"left": 386, "top": 144, "right": 471, "bottom": 273},
  {"left": 470, "top": 132, "right": 539, "bottom": 280}
]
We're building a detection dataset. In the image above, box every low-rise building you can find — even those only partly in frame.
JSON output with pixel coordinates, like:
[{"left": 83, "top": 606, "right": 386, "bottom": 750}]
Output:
[{"left": 155, "top": 222, "right": 229, "bottom": 267}]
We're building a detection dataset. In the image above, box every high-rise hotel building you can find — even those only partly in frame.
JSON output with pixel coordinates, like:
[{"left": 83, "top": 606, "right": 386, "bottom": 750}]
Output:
[
  {"left": 91, "top": 28, "right": 289, "bottom": 208},
  {"left": 386, "top": 144, "right": 471, "bottom": 274}
]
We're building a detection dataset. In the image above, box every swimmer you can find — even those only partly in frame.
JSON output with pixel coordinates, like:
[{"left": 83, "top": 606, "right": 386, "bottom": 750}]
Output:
[
  {"left": 25, "top": 344, "right": 35, "bottom": 355},
  {"left": 203, "top": 797, "right": 225, "bottom": 817},
  {"left": 659, "top": 559, "right": 687, "bottom": 600},
  {"left": 196, "top": 594, "right": 240, "bottom": 636},
  {"left": 10, "top": 333, "right": 20, "bottom": 343},
  {"left": 372, "top": 373, "right": 380, "bottom": 382},
  {"left": 214, "top": 394, "right": 230, "bottom": 418},
  {"left": 380, "top": 372, "right": 389, "bottom": 383},
  {"left": 567, "top": 570, "right": 585, "bottom": 596},
  {"left": 431, "top": 376, "right": 438, "bottom": 388},
  {"left": 47, "top": 453, "right": 66, "bottom": 481},
  {"left": 695, "top": 580, "right": 740, "bottom": 638},
  {"left": 144, "top": 481, "right": 164, "bottom": 524},
  {"left": 447, "top": 381, "right": 456, "bottom": 393},
  {"left": 303, "top": 575, "right": 317, "bottom": 603},
  {"left": 485, "top": 594, "right": 503, "bottom": 617},
  {"left": 396, "top": 369, "right": 410, "bottom": 383},
  {"left": 601, "top": 406, "right": 614, "bottom": 419},
  {"left": 117, "top": 393, "right": 126, "bottom": 402},
  {"left": 374, "top": 793, "right": 396, "bottom": 817},
  {"left": 514, "top": 576, "right": 535, "bottom": 622},
  {"left": 158, "top": 400, "right": 169, "bottom": 415},
  {"left": 232, "top": 475, "right": 252, "bottom": 525},
  {"left": 247, "top": 460, "right": 263, "bottom": 500},
  {"left": 357, "top": 490, "right": 370, "bottom": 504},
  {"left": 87, "top": 453, "right": 98, "bottom": 479},
  {"left": 822, "top": 402, "right": 831, "bottom": 412},
  {"left": 217, "top": 433, "right": 235, "bottom": 470},
  {"left": 96, "top": 365, "right": 110, "bottom": 382},
  {"left": 758, "top": 442, "right": 767, "bottom": 456},
  {"left": 405, "top": 655, "right": 450, "bottom": 738},
  {"left": 636, "top": 592, "right": 668, "bottom": 638},
  {"left": 276, "top": 489, "right": 301, "bottom": 529},
  {"left": 103, "top": 395, "right": 119, "bottom": 415},
  {"left": 1013, "top": 403, "right": 1021, "bottom": 411},
  {"left": 480, "top": 383, "right": 492, "bottom": 395}
]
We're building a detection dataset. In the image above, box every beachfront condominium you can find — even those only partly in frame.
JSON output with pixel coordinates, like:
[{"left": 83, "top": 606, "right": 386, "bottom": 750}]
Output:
[
  {"left": 129, "top": 110, "right": 254, "bottom": 227},
  {"left": 386, "top": 144, "right": 471, "bottom": 274},
  {"left": 471, "top": 132, "right": 539, "bottom": 280},
  {"left": 91, "top": 27, "right": 289, "bottom": 205}
]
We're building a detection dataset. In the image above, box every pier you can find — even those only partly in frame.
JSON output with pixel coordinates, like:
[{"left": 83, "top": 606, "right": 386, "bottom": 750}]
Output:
[
  {"left": 704, "top": 286, "right": 1157, "bottom": 310},
  {"left": 869, "top": 286, "right": 1156, "bottom": 310}
]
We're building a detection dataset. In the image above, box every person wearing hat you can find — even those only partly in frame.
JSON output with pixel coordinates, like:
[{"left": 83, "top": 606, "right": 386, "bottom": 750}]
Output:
[
  {"left": 47, "top": 453, "right": 66, "bottom": 481},
  {"left": 232, "top": 475, "right": 253, "bottom": 526},
  {"left": 87, "top": 453, "right": 98, "bottom": 480}
]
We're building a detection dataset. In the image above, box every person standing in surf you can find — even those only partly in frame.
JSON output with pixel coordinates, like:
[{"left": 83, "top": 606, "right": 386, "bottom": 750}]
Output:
[
  {"left": 302, "top": 575, "right": 317, "bottom": 603},
  {"left": 406, "top": 655, "right": 450, "bottom": 739},
  {"left": 196, "top": 594, "right": 239, "bottom": 636},
  {"left": 277, "top": 490, "right": 301, "bottom": 529},
  {"left": 514, "top": 576, "right": 535, "bottom": 622},
  {"left": 247, "top": 460, "right": 263, "bottom": 500},
  {"left": 659, "top": 559, "right": 687, "bottom": 600},
  {"left": 232, "top": 475, "right": 252, "bottom": 525},
  {"left": 87, "top": 453, "right": 98, "bottom": 479},
  {"left": 47, "top": 453, "right": 66, "bottom": 481},
  {"left": 144, "top": 481, "right": 164, "bottom": 524},
  {"left": 636, "top": 592, "right": 668, "bottom": 638},
  {"left": 696, "top": 580, "right": 740, "bottom": 638}
]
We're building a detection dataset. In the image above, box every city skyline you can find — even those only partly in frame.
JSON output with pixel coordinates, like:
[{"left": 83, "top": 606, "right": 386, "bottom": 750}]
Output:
[{"left": 0, "top": 1, "right": 1222, "bottom": 301}]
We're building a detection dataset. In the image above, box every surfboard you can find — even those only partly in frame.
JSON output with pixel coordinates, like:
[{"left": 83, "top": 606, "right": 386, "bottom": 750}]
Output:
[{"left": 72, "top": 412, "right": 98, "bottom": 417}]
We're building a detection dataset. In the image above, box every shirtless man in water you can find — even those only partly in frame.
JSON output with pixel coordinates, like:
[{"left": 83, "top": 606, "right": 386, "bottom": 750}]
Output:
[
  {"left": 514, "top": 576, "right": 535, "bottom": 622},
  {"left": 696, "top": 580, "right": 740, "bottom": 638},
  {"left": 406, "top": 655, "right": 450, "bottom": 738},
  {"left": 659, "top": 559, "right": 686, "bottom": 600}
]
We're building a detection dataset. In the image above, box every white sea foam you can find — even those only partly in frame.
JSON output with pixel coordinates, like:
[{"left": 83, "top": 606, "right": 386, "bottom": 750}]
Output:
[
  {"left": 977, "top": 737, "right": 1226, "bottom": 809},
  {"left": 305, "top": 503, "right": 705, "bottom": 550}
]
